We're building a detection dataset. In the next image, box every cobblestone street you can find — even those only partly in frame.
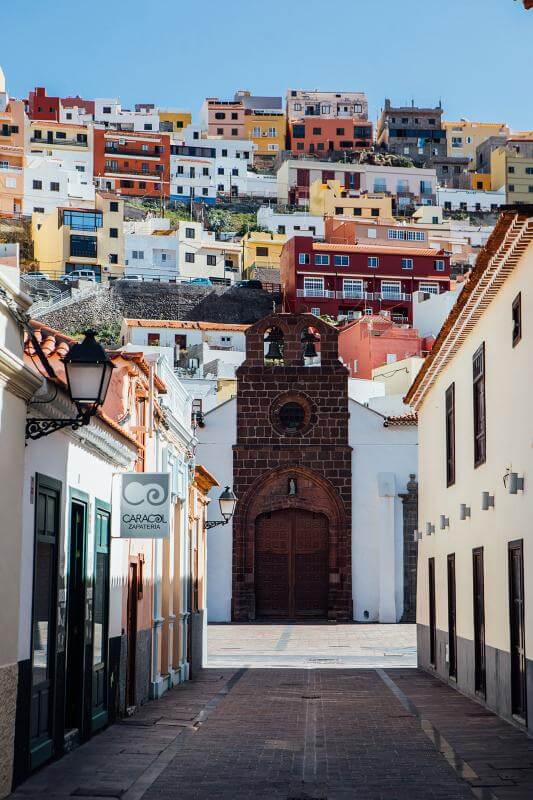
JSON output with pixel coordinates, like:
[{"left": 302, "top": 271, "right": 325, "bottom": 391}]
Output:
[{"left": 10, "top": 625, "right": 533, "bottom": 800}]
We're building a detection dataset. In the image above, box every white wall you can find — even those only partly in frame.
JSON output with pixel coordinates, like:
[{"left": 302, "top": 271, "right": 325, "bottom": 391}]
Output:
[
  {"left": 349, "top": 400, "right": 418, "bottom": 622},
  {"left": 196, "top": 399, "right": 236, "bottom": 621},
  {"left": 437, "top": 186, "right": 506, "bottom": 211},
  {"left": 257, "top": 206, "right": 324, "bottom": 238},
  {"left": 412, "top": 286, "right": 463, "bottom": 338},
  {"left": 24, "top": 157, "right": 94, "bottom": 215}
]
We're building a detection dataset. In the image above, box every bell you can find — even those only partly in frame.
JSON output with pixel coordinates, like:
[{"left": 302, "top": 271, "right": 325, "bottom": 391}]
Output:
[
  {"left": 303, "top": 340, "right": 318, "bottom": 359},
  {"left": 265, "top": 341, "right": 283, "bottom": 361}
]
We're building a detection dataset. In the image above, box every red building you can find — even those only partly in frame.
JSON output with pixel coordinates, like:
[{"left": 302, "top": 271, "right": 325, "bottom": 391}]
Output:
[
  {"left": 27, "top": 87, "right": 60, "bottom": 121},
  {"left": 338, "top": 315, "right": 434, "bottom": 379},
  {"left": 287, "top": 117, "right": 372, "bottom": 156},
  {"left": 281, "top": 234, "right": 451, "bottom": 324},
  {"left": 93, "top": 128, "right": 171, "bottom": 199}
]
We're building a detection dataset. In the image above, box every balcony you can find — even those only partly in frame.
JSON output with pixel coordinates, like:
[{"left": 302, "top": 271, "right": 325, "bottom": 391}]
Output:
[
  {"left": 297, "top": 288, "right": 335, "bottom": 298},
  {"left": 70, "top": 235, "right": 97, "bottom": 259},
  {"left": 375, "top": 292, "right": 411, "bottom": 302},
  {"left": 104, "top": 166, "right": 163, "bottom": 178},
  {"left": 30, "top": 136, "right": 88, "bottom": 147},
  {"left": 105, "top": 146, "right": 160, "bottom": 159},
  {"left": 0, "top": 163, "right": 22, "bottom": 172},
  {"left": 336, "top": 290, "right": 373, "bottom": 300}
]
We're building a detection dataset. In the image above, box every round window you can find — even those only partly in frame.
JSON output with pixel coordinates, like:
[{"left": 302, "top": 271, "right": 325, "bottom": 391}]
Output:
[{"left": 278, "top": 401, "right": 306, "bottom": 431}]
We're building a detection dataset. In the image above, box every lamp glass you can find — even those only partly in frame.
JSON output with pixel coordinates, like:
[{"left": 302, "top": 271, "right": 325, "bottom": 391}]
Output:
[
  {"left": 219, "top": 486, "right": 237, "bottom": 521},
  {"left": 65, "top": 362, "right": 108, "bottom": 405}
]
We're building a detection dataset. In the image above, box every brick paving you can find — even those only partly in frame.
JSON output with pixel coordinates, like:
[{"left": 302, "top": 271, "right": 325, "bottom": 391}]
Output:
[{"left": 10, "top": 626, "right": 533, "bottom": 800}]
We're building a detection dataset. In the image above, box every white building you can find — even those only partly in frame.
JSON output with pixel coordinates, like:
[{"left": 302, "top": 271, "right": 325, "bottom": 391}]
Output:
[
  {"left": 406, "top": 208, "right": 533, "bottom": 733},
  {"left": 23, "top": 156, "right": 95, "bottom": 215},
  {"left": 124, "top": 218, "right": 242, "bottom": 282},
  {"left": 93, "top": 99, "right": 159, "bottom": 132},
  {"left": 257, "top": 205, "right": 325, "bottom": 238},
  {"left": 437, "top": 185, "right": 506, "bottom": 212},
  {"left": 412, "top": 284, "right": 464, "bottom": 339}
]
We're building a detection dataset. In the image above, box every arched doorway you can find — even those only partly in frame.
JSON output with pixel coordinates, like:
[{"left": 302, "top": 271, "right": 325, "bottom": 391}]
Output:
[{"left": 255, "top": 509, "right": 329, "bottom": 619}]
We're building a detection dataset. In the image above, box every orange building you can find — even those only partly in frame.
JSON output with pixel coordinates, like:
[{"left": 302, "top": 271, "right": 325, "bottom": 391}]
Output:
[
  {"left": 0, "top": 69, "right": 25, "bottom": 217},
  {"left": 93, "top": 128, "right": 171, "bottom": 199},
  {"left": 287, "top": 117, "right": 372, "bottom": 156}
]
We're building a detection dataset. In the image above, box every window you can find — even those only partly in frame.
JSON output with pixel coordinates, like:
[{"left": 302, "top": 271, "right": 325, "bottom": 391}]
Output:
[
  {"left": 217, "top": 167, "right": 224, "bottom": 175},
  {"left": 215, "top": 112, "right": 225, "bottom": 120},
  {"left": 367, "top": 256, "right": 379, "bottom": 268},
  {"left": 231, "top": 112, "right": 238, "bottom": 120},
  {"left": 509, "top": 184, "right": 515, "bottom": 193},
  {"left": 103, "top": 106, "right": 111, "bottom": 114},
  {"left": 434, "top": 259, "right": 445, "bottom": 272},
  {"left": 50, "top": 181, "right": 60, "bottom": 192},
  {"left": 70, "top": 234, "right": 97, "bottom": 258},
  {"left": 55, "top": 131, "right": 66, "bottom": 140},
  {"left": 401, "top": 257, "right": 413, "bottom": 270},
  {"left": 353, "top": 208, "right": 362, "bottom": 216},
  {"left": 303, "top": 277, "right": 324, "bottom": 295},
  {"left": 110, "top": 201, "right": 119, "bottom": 212},
  {"left": 446, "top": 383, "right": 455, "bottom": 486},
  {"left": 311, "top": 307, "right": 320, "bottom": 316},
  {"left": 75, "top": 165, "right": 85, "bottom": 172},
  {"left": 185, "top": 252, "right": 195, "bottom": 263},
  {"left": 32, "top": 180, "right": 43, "bottom": 190},
  {"left": 334, "top": 255, "right": 349, "bottom": 267},
  {"left": 386, "top": 354, "right": 397, "bottom": 364},
  {"left": 335, "top": 207, "right": 343, "bottom": 215},
  {"left": 253, "top": 126, "right": 261, "bottom": 137},
  {"left": 373, "top": 179, "right": 386, "bottom": 192},
  {"left": 312, "top": 127, "right": 321, "bottom": 135},
  {"left": 473, "top": 343, "right": 486, "bottom": 467},
  {"left": 508, "top": 166, "right": 515, "bottom": 174},
  {"left": 231, "top": 129, "right": 238, "bottom": 136},
  {"left": 161, "top": 253, "right": 167, "bottom": 261},
  {"left": 217, "top": 184, "right": 224, "bottom": 191},
  {"left": 343, "top": 279, "right": 363, "bottom": 297},
  {"left": 232, "top": 168, "right": 239, "bottom": 176},
  {"left": 298, "top": 252, "right": 310, "bottom": 265},
  {"left": 147, "top": 333, "right": 160, "bottom": 346},
  {"left": 186, "top": 227, "right": 195, "bottom": 239},
  {"left": 512, "top": 293, "right": 521, "bottom": 347},
  {"left": 206, "top": 254, "right": 217, "bottom": 266},
  {"left": 143, "top": 124, "right": 152, "bottom": 131},
  {"left": 221, "top": 148, "right": 228, "bottom": 157},
  {"left": 202, "top": 167, "right": 209, "bottom": 176},
  {"left": 277, "top": 225, "right": 286, "bottom": 234},
  {"left": 419, "top": 282, "right": 439, "bottom": 294},
  {"left": 315, "top": 254, "right": 330, "bottom": 265},
  {"left": 367, "top": 228, "right": 377, "bottom": 239},
  {"left": 109, "top": 253, "right": 118, "bottom": 264},
  {"left": 217, "top": 128, "right": 223, "bottom": 135},
  {"left": 109, "top": 227, "right": 118, "bottom": 238},
  {"left": 371, "top": 208, "right": 379, "bottom": 217},
  {"left": 381, "top": 280, "right": 401, "bottom": 298},
  {"left": 256, "top": 247, "right": 269, "bottom": 257},
  {"left": 33, "top": 207, "right": 44, "bottom": 213}
]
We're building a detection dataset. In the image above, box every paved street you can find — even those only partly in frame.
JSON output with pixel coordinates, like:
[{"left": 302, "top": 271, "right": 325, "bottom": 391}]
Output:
[
  {"left": 10, "top": 625, "right": 533, "bottom": 800},
  {"left": 208, "top": 622, "right": 417, "bottom": 668}
]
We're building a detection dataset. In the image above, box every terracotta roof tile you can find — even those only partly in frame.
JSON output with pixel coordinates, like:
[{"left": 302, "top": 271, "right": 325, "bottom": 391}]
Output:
[
  {"left": 313, "top": 242, "right": 444, "bottom": 257},
  {"left": 123, "top": 319, "right": 249, "bottom": 332},
  {"left": 384, "top": 413, "right": 418, "bottom": 427}
]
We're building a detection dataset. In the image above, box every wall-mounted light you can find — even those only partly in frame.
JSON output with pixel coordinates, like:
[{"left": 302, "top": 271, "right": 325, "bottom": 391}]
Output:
[
  {"left": 426, "top": 522, "right": 435, "bottom": 535},
  {"left": 481, "top": 491, "right": 495, "bottom": 511},
  {"left": 413, "top": 530, "right": 422, "bottom": 542},
  {"left": 440, "top": 515, "right": 449, "bottom": 530},
  {"left": 459, "top": 503, "right": 471, "bottom": 520},
  {"left": 504, "top": 471, "right": 524, "bottom": 495}
]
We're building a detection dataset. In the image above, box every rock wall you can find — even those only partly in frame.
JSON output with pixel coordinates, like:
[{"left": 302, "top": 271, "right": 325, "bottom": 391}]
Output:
[{"left": 38, "top": 281, "right": 279, "bottom": 337}]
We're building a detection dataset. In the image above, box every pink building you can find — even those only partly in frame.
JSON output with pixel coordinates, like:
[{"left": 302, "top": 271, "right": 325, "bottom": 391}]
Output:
[
  {"left": 0, "top": 70, "right": 25, "bottom": 217},
  {"left": 338, "top": 315, "right": 434, "bottom": 379},
  {"left": 201, "top": 98, "right": 246, "bottom": 139}
]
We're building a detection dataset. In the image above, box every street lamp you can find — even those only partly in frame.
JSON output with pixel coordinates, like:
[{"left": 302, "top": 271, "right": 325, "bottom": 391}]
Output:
[
  {"left": 205, "top": 486, "right": 237, "bottom": 529},
  {"left": 26, "top": 331, "right": 115, "bottom": 440}
]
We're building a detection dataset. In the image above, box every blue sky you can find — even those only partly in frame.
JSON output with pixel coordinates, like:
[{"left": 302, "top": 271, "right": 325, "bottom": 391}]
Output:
[{"left": 2, "top": 0, "right": 532, "bottom": 130}]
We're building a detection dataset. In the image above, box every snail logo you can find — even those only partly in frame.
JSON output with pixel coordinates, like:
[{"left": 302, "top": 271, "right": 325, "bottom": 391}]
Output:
[{"left": 120, "top": 472, "right": 171, "bottom": 539}]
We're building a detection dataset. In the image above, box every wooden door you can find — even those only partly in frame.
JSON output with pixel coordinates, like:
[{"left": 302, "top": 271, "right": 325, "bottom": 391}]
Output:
[
  {"left": 30, "top": 476, "right": 61, "bottom": 769},
  {"left": 428, "top": 558, "right": 436, "bottom": 667},
  {"left": 126, "top": 562, "right": 138, "bottom": 708},
  {"left": 91, "top": 506, "right": 111, "bottom": 732},
  {"left": 447, "top": 554, "right": 457, "bottom": 679},
  {"left": 473, "top": 547, "right": 486, "bottom": 696},
  {"left": 509, "top": 540, "right": 527, "bottom": 722},
  {"left": 255, "top": 509, "right": 328, "bottom": 619}
]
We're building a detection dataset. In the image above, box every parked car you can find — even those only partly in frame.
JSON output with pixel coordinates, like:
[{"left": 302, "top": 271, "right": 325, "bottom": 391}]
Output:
[
  {"left": 123, "top": 274, "right": 144, "bottom": 282},
  {"left": 26, "top": 271, "right": 49, "bottom": 281},
  {"left": 235, "top": 279, "right": 263, "bottom": 290},
  {"left": 61, "top": 269, "right": 98, "bottom": 283},
  {"left": 189, "top": 277, "right": 212, "bottom": 286}
]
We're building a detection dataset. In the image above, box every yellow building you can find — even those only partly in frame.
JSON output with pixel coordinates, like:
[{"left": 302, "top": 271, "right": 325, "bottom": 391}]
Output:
[
  {"left": 490, "top": 139, "right": 533, "bottom": 202},
  {"left": 244, "top": 110, "right": 286, "bottom": 163},
  {"left": 443, "top": 120, "right": 509, "bottom": 166},
  {"left": 309, "top": 179, "right": 394, "bottom": 220},
  {"left": 470, "top": 172, "right": 492, "bottom": 191},
  {"left": 159, "top": 109, "right": 192, "bottom": 133},
  {"left": 242, "top": 230, "right": 287, "bottom": 279},
  {"left": 32, "top": 191, "right": 125, "bottom": 281},
  {"left": 27, "top": 119, "right": 93, "bottom": 161}
]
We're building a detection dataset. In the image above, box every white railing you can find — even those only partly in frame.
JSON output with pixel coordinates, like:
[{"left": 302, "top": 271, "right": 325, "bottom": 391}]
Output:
[
  {"left": 297, "top": 288, "right": 335, "bottom": 298},
  {"left": 376, "top": 292, "right": 412, "bottom": 302},
  {"left": 336, "top": 290, "right": 373, "bottom": 300},
  {"left": 30, "top": 284, "right": 100, "bottom": 317},
  {"left": 0, "top": 163, "right": 22, "bottom": 172},
  {"left": 157, "top": 356, "right": 193, "bottom": 432}
]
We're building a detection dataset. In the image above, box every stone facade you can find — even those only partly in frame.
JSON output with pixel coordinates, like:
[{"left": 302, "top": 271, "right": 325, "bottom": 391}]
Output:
[
  {"left": 400, "top": 474, "right": 418, "bottom": 623},
  {"left": 0, "top": 663, "right": 17, "bottom": 798},
  {"left": 232, "top": 313, "right": 352, "bottom": 621}
]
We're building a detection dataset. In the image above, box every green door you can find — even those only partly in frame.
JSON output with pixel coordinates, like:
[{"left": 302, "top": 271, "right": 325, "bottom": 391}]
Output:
[
  {"left": 92, "top": 504, "right": 111, "bottom": 731},
  {"left": 30, "top": 476, "right": 61, "bottom": 769}
]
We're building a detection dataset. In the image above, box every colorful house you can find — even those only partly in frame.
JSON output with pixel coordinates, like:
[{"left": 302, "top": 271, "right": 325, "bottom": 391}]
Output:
[
  {"left": 309, "top": 179, "right": 394, "bottom": 220},
  {"left": 0, "top": 68, "right": 25, "bottom": 216}
]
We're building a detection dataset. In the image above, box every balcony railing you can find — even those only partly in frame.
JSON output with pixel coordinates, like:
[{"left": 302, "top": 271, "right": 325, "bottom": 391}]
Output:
[
  {"left": 375, "top": 292, "right": 412, "bottom": 302},
  {"left": 0, "top": 163, "right": 22, "bottom": 172},
  {"left": 297, "top": 288, "right": 335, "bottom": 298},
  {"left": 30, "top": 136, "right": 88, "bottom": 147},
  {"left": 105, "top": 146, "right": 160, "bottom": 159},
  {"left": 104, "top": 166, "right": 163, "bottom": 178},
  {"left": 336, "top": 290, "right": 373, "bottom": 300}
]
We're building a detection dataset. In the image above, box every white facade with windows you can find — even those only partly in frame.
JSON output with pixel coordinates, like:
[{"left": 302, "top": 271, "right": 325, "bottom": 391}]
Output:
[
  {"left": 23, "top": 156, "right": 95, "bottom": 215},
  {"left": 93, "top": 99, "right": 159, "bottom": 132},
  {"left": 437, "top": 186, "right": 506, "bottom": 212},
  {"left": 257, "top": 206, "right": 324, "bottom": 238}
]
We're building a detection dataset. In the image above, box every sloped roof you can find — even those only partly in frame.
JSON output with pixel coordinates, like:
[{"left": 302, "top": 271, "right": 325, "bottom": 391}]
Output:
[{"left": 123, "top": 319, "right": 249, "bottom": 332}]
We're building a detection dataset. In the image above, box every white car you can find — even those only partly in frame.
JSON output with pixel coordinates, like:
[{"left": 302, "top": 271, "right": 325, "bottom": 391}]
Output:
[
  {"left": 123, "top": 274, "right": 144, "bottom": 282},
  {"left": 62, "top": 269, "right": 97, "bottom": 283}
]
